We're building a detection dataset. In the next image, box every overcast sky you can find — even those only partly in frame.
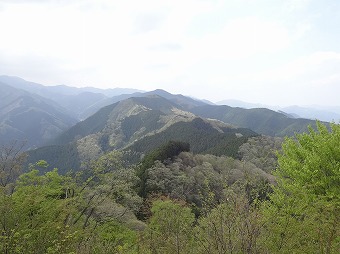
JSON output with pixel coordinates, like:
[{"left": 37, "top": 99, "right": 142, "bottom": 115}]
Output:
[{"left": 0, "top": 0, "right": 339, "bottom": 106}]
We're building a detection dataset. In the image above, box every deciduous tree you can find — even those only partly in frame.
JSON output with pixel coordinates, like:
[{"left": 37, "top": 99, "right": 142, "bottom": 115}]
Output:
[{"left": 261, "top": 122, "right": 340, "bottom": 253}]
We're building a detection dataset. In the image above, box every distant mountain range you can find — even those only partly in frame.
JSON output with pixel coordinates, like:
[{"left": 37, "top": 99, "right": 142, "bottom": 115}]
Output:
[
  {"left": 27, "top": 92, "right": 319, "bottom": 173},
  {"left": 217, "top": 99, "right": 340, "bottom": 122},
  {"left": 0, "top": 75, "right": 143, "bottom": 148},
  {"left": 0, "top": 75, "right": 333, "bottom": 172},
  {"left": 280, "top": 105, "right": 340, "bottom": 122},
  {"left": 0, "top": 82, "right": 77, "bottom": 149},
  {"left": 27, "top": 95, "right": 258, "bottom": 172},
  {"left": 189, "top": 104, "right": 319, "bottom": 137},
  {"left": 0, "top": 75, "right": 143, "bottom": 120}
]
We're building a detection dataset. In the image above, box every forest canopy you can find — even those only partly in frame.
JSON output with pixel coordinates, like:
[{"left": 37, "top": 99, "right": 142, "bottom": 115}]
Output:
[{"left": 0, "top": 122, "right": 339, "bottom": 253}]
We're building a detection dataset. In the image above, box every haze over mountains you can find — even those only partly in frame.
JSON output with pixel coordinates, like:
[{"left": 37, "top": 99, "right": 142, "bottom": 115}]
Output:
[
  {"left": 217, "top": 99, "right": 340, "bottom": 123},
  {"left": 0, "top": 81, "right": 77, "bottom": 148},
  {"left": 0, "top": 76, "right": 143, "bottom": 120},
  {"left": 0, "top": 75, "right": 334, "bottom": 171}
]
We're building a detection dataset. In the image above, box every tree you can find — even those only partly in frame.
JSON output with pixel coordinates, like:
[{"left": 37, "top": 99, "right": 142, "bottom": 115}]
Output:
[
  {"left": 261, "top": 122, "right": 340, "bottom": 253},
  {"left": 137, "top": 141, "right": 190, "bottom": 198},
  {"left": 193, "top": 192, "right": 262, "bottom": 254},
  {"left": 238, "top": 135, "right": 282, "bottom": 173},
  {"left": 0, "top": 155, "right": 141, "bottom": 254},
  {"left": 0, "top": 163, "right": 80, "bottom": 254},
  {"left": 0, "top": 140, "right": 27, "bottom": 193},
  {"left": 141, "top": 199, "right": 195, "bottom": 254}
]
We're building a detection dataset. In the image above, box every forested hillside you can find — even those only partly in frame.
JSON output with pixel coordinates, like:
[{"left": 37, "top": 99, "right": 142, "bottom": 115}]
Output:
[
  {"left": 26, "top": 95, "right": 258, "bottom": 172},
  {"left": 0, "top": 83, "right": 77, "bottom": 148},
  {"left": 1, "top": 0, "right": 339, "bottom": 251},
  {"left": 125, "top": 117, "right": 257, "bottom": 161},
  {"left": 190, "top": 104, "right": 321, "bottom": 136},
  {"left": 24, "top": 88, "right": 325, "bottom": 173},
  {"left": 2, "top": 77, "right": 337, "bottom": 253},
  {"left": 0, "top": 75, "right": 324, "bottom": 153},
  {"left": 1, "top": 122, "right": 338, "bottom": 253}
]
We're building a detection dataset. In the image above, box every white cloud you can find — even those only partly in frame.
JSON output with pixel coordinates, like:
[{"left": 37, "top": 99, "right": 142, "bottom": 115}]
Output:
[
  {"left": 0, "top": 0, "right": 339, "bottom": 107},
  {"left": 0, "top": 0, "right": 294, "bottom": 79}
]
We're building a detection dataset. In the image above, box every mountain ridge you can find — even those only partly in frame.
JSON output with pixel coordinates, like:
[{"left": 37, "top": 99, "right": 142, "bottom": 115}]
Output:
[
  {"left": 26, "top": 95, "right": 257, "bottom": 172},
  {"left": 189, "top": 104, "right": 322, "bottom": 137},
  {"left": 0, "top": 75, "right": 142, "bottom": 120},
  {"left": 0, "top": 82, "right": 78, "bottom": 149},
  {"left": 217, "top": 98, "right": 340, "bottom": 122}
]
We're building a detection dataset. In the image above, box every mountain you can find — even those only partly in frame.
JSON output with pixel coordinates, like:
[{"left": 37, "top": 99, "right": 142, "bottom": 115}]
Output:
[
  {"left": 189, "top": 104, "right": 321, "bottom": 137},
  {"left": 78, "top": 89, "right": 209, "bottom": 120},
  {"left": 27, "top": 95, "right": 257, "bottom": 173},
  {"left": 1, "top": 74, "right": 330, "bottom": 171},
  {"left": 0, "top": 75, "right": 142, "bottom": 120},
  {"left": 216, "top": 99, "right": 266, "bottom": 109},
  {"left": 124, "top": 117, "right": 257, "bottom": 163},
  {"left": 55, "top": 92, "right": 108, "bottom": 120},
  {"left": 0, "top": 82, "right": 78, "bottom": 149},
  {"left": 0, "top": 75, "right": 142, "bottom": 98},
  {"left": 0, "top": 76, "right": 214, "bottom": 155},
  {"left": 281, "top": 105, "right": 340, "bottom": 122},
  {"left": 277, "top": 110, "right": 299, "bottom": 118},
  {"left": 217, "top": 98, "right": 340, "bottom": 123},
  {"left": 144, "top": 89, "right": 208, "bottom": 109},
  {"left": 25, "top": 90, "right": 332, "bottom": 172}
]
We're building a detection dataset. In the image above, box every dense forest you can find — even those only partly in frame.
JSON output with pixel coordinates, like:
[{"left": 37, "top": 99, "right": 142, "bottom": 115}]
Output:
[{"left": 0, "top": 122, "right": 339, "bottom": 253}]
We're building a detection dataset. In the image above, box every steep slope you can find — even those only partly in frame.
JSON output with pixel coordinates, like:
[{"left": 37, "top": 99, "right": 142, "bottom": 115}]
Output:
[
  {"left": 52, "top": 95, "right": 185, "bottom": 147},
  {"left": 125, "top": 117, "right": 257, "bottom": 163},
  {"left": 0, "top": 82, "right": 78, "bottom": 148},
  {"left": 27, "top": 95, "right": 256, "bottom": 172},
  {"left": 190, "top": 104, "right": 319, "bottom": 136}
]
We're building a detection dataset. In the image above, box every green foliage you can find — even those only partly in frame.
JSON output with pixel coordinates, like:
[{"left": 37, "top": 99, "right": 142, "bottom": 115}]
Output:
[
  {"left": 9, "top": 120, "right": 340, "bottom": 253},
  {"left": 277, "top": 122, "right": 340, "bottom": 200},
  {"left": 0, "top": 153, "right": 142, "bottom": 254},
  {"left": 261, "top": 122, "right": 340, "bottom": 253},
  {"left": 85, "top": 220, "right": 138, "bottom": 254},
  {"left": 88, "top": 151, "right": 143, "bottom": 214},
  {"left": 90, "top": 150, "right": 125, "bottom": 175},
  {"left": 142, "top": 140, "right": 190, "bottom": 168},
  {"left": 238, "top": 135, "right": 283, "bottom": 173},
  {"left": 193, "top": 193, "right": 263, "bottom": 254},
  {"left": 26, "top": 142, "right": 80, "bottom": 174},
  {"left": 140, "top": 152, "right": 273, "bottom": 217},
  {"left": 137, "top": 141, "right": 190, "bottom": 198},
  {"left": 121, "top": 110, "right": 164, "bottom": 141},
  {"left": 141, "top": 199, "right": 195, "bottom": 254},
  {"left": 0, "top": 164, "right": 79, "bottom": 253},
  {"left": 127, "top": 118, "right": 257, "bottom": 162}
]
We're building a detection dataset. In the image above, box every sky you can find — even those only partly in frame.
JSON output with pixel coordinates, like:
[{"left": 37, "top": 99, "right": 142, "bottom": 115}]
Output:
[{"left": 0, "top": 0, "right": 340, "bottom": 106}]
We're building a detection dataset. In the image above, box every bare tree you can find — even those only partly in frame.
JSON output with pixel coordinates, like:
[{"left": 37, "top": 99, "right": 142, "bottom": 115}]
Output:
[{"left": 0, "top": 140, "right": 27, "bottom": 193}]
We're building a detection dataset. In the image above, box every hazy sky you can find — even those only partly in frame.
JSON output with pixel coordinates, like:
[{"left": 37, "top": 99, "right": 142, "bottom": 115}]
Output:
[{"left": 0, "top": 0, "right": 339, "bottom": 106}]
